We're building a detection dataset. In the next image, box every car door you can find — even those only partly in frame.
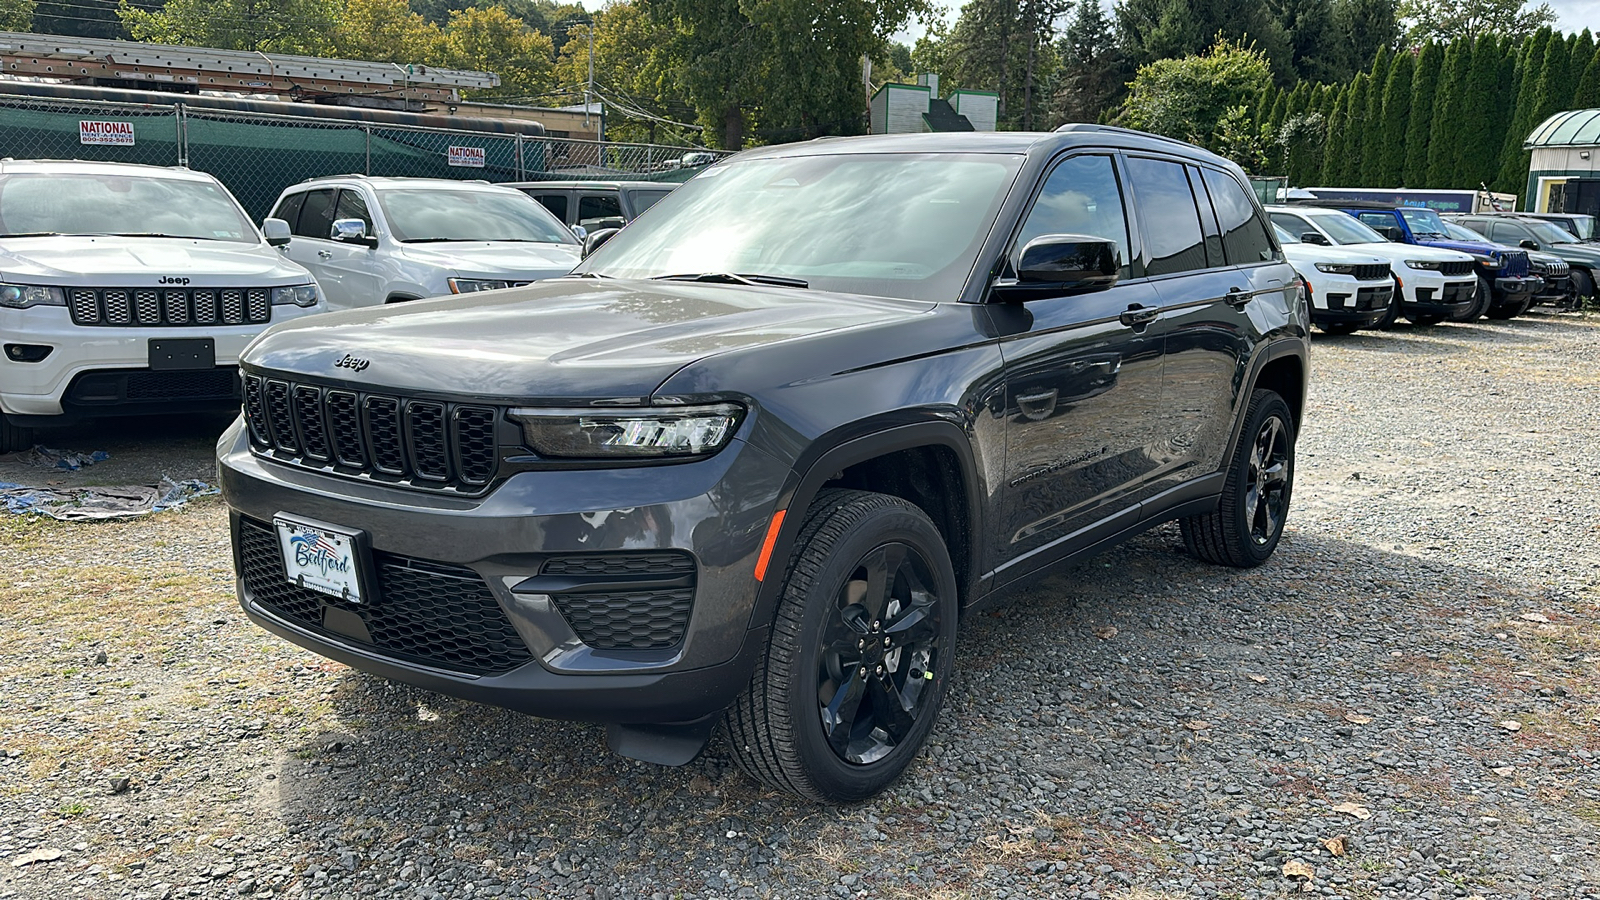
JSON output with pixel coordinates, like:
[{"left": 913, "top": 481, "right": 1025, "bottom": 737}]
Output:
[
  {"left": 1154, "top": 165, "right": 1291, "bottom": 490},
  {"left": 312, "top": 188, "right": 387, "bottom": 309},
  {"left": 993, "top": 152, "right": 1167, "bottom": 579},
  {"left": 279, "top": 188, "right": 338, "bottom": 297},
  {"left": 1489, "top": 220, "right": 1534, "bottom": 249},
  {"left": 531, "top": 190, "right": 574, "bottom": 225}
]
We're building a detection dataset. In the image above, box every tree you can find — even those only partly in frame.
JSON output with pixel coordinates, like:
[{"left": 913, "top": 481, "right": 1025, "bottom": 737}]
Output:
[
  {"left": 440, "top": 5, "right": 556, "bottom": 98},
  {"left": 1337, "top": 72, "right": 1367, "bottom": 184},
  {"left": 1570, "top": 31, "right": 1596, "bottom": 104},
  {"left": 553, "top": 3, "right": 693, "bottom": 144},
  {"left": 1426, "top": 40, "right": 1469, "bottom": 186},
  {"left": 118, "top": 0, "right": 338, "bottom": 54},
  {"left": 332, "top": 0, "right": 443, "bottom": 63},
  {"left": 1331, "top": 0, "right": 1398, "bottom": 77},
  {"left": 1404, "top": 41, "right": 1442, "bottom": 186},
  {"left": 1495, "top": 28, "right": 1551, "bottom": 193},
  {"left": 1576, "top": 46, "right": 1600, "bottom": 109},
  {"left": 1278, "top": 110, "right": 1325, "bottom": 185},
  {"left": 1399, "top": 0, "right": 1556, "bottom": 43},
  {"left": 1321, "top": 88, "right": 1346, "bottom": 184},
  {"left": 1460, "top": 35, "right": 1506, "bottom": 186},
  {"left": 1117, "top": 0, "right": 1294, "bottom": 82},
  {"left": 1050, "top": 0, "right": 1128, "bottom": 124},
  {"left": 1376, "top": 47, "right": 1412, "bottom": 186},
  {"left": 1359, "top": 46, "right": 1389, "bottom": 182},
  {"left": 1273, "top": 0, "right": 1346, "bottom": 82},
  {"left": 1121, "top": 38, "right": 1274, "bottom": 155},
  {"left": 0, "top": 0, "right": 33, "bottom": 30},
  {"left": 933, "top": 0, "right": 1066, "bottom": 130}
]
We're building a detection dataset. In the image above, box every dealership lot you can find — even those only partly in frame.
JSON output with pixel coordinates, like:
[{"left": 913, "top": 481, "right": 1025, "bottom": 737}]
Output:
[{"left": 0, "top": 312, "right": 1596, "bottom": 899}]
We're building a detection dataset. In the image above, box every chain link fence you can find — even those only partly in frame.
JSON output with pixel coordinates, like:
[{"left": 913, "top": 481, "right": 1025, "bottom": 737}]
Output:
[{"left": 0, "top": 92, "right": 728, "bottom": 220}]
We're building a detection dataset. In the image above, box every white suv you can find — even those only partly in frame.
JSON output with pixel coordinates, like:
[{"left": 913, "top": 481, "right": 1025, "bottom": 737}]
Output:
[
  {"left": 1272, "top": 224, "right": 1396, "bottom": 334},
  {"left": 1267, "top": 206, "right": 1478, "bottom": 326},
  {"left": 0, "top": 159, "right": 325, "bottom": 451},
  {"left": 266, "top": 177, "right": 582, "bottom": 309}
]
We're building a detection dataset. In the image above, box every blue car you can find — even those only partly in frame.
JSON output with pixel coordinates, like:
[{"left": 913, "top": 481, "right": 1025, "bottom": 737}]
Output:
[{"left": 1296, "top": 201, "right": 1539, "bottom": 320}]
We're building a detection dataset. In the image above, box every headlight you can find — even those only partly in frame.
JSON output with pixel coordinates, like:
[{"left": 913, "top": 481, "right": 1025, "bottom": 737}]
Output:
[
  {"left": 1314, "top": 263, "right": 1355, "bottom": 275},
  {"left": 449, "top": 278, "right": 513, "bottom": 294},
  {"left": 270, "top": 284, "right": 320, "bottom": 308},
  {"left": 1404, "top": 260, "right": 1442, "bottom": 270},
  {"left": 1472, "top": 253, "right": 1498, "bottom": 266},
  {"left": 509, "top": 403, "right": 744, "bottom": 458},
  {"left": 0, "top": 283, "right": 66, "bottom": 309}
]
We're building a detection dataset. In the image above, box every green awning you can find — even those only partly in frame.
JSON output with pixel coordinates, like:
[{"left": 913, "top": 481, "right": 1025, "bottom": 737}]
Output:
[{"left": 1525, "top": 109, "right": 1600, "bottom": 148}]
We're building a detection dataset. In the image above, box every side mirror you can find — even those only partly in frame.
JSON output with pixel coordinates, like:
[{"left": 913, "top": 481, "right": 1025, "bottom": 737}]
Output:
[
  {"left": 261, "top": 217, "right": 291, "bottom": 247},
  {"left": 1519, "top": 239, "right": 1539, "bottom": 251},
  {"left": 1301, "top": 231, "right": 1330, "bottom": 246},
  {"left": 993, "top": 234, "right": 1120, "bottom": 299},
  {"left": 331, "top": 218, "right": 377, "bottom": 248},
  {"left": 1384, "top": 226, "right": 1405, "bottom": 242},
  {"left": 570, "top": 224, "right": 589, "bottom": 242},
  {"left": 582, "top": 227, "right": 621, "bottom": 259}
]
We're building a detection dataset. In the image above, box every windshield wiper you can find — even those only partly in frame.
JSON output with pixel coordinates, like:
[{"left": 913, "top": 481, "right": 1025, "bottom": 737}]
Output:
[
  {"left": 105, "top": 232, "right": 212, "bottom": 240},
  {"left": 402, "top": 237, "right": 473, "bottom": 243},
  {"left": 0, "top": 231, "right": 64, "bottom": 238},
  {"left": 651, "top": 272, "right": 809, "bottom": 288}
]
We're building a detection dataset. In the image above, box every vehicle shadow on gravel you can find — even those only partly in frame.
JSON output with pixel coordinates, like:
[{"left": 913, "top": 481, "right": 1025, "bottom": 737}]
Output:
[
  {"left": 271, "top": 523, "right": 1600, "bottom": 896},
  {"left": 0, "top": 412, "right": 236, "bottom": 487}
]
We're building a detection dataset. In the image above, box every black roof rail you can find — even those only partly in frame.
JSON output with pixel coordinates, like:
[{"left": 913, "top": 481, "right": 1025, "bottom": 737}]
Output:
[{"left": 1052, "top": 123, "right": 1207, "bottom": 152}]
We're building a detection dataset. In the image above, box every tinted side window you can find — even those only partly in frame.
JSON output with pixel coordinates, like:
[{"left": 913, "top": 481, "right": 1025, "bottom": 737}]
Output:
[
  {"left": 1015, "top": 154, "right": 1131, "bottom": 277},
  {"left": 630, "top": 190, "right": 670, "bottom": 215},
  {"left": 1189, "top": 167, "right": 1225, "bottom": 267},
  {"left": 1201, "top": 168, "right": 1276, "bottom": 264},
  {"left": 272, "top": 192, "right": 306, "bottom": 230},
  {"left": 1356, "top": 212, "right": 1395, "bottom": 233},
  {"left": 295, "top": 189, "right": 337, "bottom": 239},
  {"left": 1269, "top": 212, "right": 1313, "bottom": 237},
  {"left": 334, "top": 189, "right": 372, "bottom": 232},
  {"left": 1125, "top": 157, "right": 1206, "bottom": 276},
  {"left": 578, "top": 193, "right": 624, "bottom": 228},
  {"left": 1490, "top": 221, "right": 1527, "bottom": 243},
  {"left": 534, "top": 193, "right": 569, "bottom": 221}
]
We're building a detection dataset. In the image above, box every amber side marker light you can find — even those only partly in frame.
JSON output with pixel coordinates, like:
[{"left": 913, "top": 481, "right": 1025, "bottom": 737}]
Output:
[{"left": 753, "top": 510, "right": 787, "bottom": 582}]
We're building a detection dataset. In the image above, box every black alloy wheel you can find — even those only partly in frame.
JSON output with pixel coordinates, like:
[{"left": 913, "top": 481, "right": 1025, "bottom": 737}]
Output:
[
  {"left": 1181, "top": 389, "right": 1296, "bottom": 567},
  {"left": 815, "top": 542, "right": 943, "bottom": 765},
  {"left": 1243, "top": 413, "right": 1291, "bottom": 547}
]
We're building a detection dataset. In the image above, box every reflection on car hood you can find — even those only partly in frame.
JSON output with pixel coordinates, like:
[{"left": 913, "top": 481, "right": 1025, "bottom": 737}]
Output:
[
  {"left": 396, "top": 241, "right": 581, "bottom": 278},
  {"left": 0, "top": 235, "right": 313, "bottom": 284},
  {"left": 1281, "top": 244, "right": 1390, "bottom": 267},
  {"left": 1340, "top": 241, "right": 1474, "bottom": 262},
  {"left": 242, "top": 277, "right": 935, "bottom": 400}
]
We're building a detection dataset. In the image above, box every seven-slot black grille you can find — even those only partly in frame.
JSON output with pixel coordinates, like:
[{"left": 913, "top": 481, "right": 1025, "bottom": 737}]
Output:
[
  {"left": 243, "top": 374, "right": 499, "bottom": 493},
  {"left": 69, "top": 287, "right": 271, "bottom": 327},
  {"left": 236, "top": 518, "right": 531, "bottom": 675},
  {"left": 1439, "top": 260, "right": 1475, "bottom": 277},
  {"left": 1353, "top": 263, "right": 1391, "bottom": 281},
  {"left": 542, "top": 553, "right": 696, "bottom": 650}
]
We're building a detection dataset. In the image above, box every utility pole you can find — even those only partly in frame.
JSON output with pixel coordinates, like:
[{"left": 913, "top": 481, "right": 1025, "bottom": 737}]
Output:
[{"left": 584, "top": 24, "right": 595, "bottom": 130}]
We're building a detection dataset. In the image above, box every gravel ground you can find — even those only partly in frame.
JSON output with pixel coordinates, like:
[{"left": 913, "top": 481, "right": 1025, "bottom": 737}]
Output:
[{"left": 2, "top": 312, "right": 1599, "bottom": 900}]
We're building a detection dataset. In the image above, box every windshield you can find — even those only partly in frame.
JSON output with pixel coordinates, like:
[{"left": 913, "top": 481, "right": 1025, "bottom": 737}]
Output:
[
  {"left": 1313, "top": 212, "right": 1390, "bottom": 246},
  {"left": 1273, "top": 223, "right": 1301, "bottom": 244},
  {"left": 1525, "top": 220, "right": 1580, "bottom": 244},
  {"left": 1397, "top": 207, "right": 1449, "bottom": 239},
  {"left": 1560, "top": 216, "right": 1595, "bottom": 240},
  {"left": 376, "top": 188, "right": 577, "bottom": 244},
  {"left": 0, "top": 172, "right": 256, "bottom": 242},
  {"left": 1441, "top": 221, "right": 1488, "bottom": 241},
  {"left": 577, "top": 153, "right": 1025, "bottom": 301}
]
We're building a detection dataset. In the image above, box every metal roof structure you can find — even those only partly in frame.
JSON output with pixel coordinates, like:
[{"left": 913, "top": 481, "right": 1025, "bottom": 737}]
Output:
[
  {"left": 1525, "top": 109, "right": 1600, "bottom": 148},
  {"left": 0, "top": 31, "right": 498, "bottom": 104}
]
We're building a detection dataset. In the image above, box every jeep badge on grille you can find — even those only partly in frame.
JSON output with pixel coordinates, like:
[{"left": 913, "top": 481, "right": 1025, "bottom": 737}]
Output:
[{"left": 333, "top": 354, "right": 371, "bottom": 372}]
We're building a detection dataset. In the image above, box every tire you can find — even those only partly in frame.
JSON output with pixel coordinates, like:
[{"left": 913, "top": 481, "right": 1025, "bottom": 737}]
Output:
[
  {"left": 1317, "top": 321, "right": 1363, "bottom": 335},
  {"left": 1486, "top": 295, "right": 1533, "bottom": 319},
  {"left": 1376, "top": 284, "right": 1404, "bottom": 330},
  {"left": 1572, "top": 268, "right": 1594, "bottom": 308},
  {"left": 1406, "top": 313, "right": 1445, "bottom": 326},
  {"left": 1181, "top": 389, "right": 1295, "bottom": 568},
  {"left": 1449, "top": 277, "right": 1492, "bottom": 322},
  {"left": 0, "top": 411, "right": 32, "bottom": 453},
  {"left": 726, "top": 489, "right": 958, "bottom": 803}
]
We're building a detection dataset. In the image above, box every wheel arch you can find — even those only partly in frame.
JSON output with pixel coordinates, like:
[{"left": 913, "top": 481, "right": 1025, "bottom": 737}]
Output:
[{"left": 749, "top": 420, "right": 986, "bottom": 634}]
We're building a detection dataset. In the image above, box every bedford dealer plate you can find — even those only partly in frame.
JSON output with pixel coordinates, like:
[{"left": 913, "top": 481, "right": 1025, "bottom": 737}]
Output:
[{"left": 274, "top": 516, "right": 362, "bottom": 603}]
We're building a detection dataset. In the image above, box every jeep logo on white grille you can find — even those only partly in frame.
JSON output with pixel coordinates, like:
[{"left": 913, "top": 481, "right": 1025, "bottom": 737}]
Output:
[
  {"left": 334, "top": 354, "right": 371, "bottom": 372},
  {"left": 157, "top": 276, "right": 191, "bottom": 285}
]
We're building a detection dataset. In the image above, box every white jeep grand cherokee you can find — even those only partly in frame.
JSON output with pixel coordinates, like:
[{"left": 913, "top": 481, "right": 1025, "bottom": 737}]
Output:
[{"left": 0, "top": 160, "right": 326, "bottom": 450}]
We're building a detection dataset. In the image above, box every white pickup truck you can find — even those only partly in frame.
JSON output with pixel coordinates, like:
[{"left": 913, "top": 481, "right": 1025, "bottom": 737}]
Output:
[{"left": 0, "top": 159, "right": 326, "bottom": 450}]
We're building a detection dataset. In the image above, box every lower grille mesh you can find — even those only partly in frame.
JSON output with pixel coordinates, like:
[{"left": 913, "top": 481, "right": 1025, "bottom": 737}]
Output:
[{"left": 237, "top": 518, "right": 532, "bottom": 675}]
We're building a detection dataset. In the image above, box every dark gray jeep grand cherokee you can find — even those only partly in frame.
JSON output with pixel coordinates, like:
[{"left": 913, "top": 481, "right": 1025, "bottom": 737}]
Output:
[{"left": 221, "top": 127, "right": 1309, "bottom": 802}]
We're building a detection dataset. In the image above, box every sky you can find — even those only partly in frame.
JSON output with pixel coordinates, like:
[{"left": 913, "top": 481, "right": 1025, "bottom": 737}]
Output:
[{"left": 577, "top": 0, "right": 1599, "bottom": 45}]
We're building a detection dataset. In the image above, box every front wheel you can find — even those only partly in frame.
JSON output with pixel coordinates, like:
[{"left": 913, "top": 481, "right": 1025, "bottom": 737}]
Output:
[
  {"left": 1449, "top": 277, "right": 1492, "bottom": 322},
  {"left": 1486, "top": 295, "right": 1533, "bottom": 319},
  {"left": 1571, "top": 268, "right": 1594, "bottom": 308},
  {"left": 1181, "top": 390, "right": 1295, "bottom": 568},
  {"left": 726, "top": 489, "right": 958, "bottom": 803}
]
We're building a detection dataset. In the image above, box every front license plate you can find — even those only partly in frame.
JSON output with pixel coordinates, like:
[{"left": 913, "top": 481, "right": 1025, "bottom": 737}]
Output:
[
  {"left": 149, "top": 338, "right": 215, "bottom": 370},
  {"left": 275, "top": 517, "right": 362, "bottom": 603}
]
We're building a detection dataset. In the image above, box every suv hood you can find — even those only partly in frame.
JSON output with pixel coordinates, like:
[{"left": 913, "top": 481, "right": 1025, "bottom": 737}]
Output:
[
  {"left": 0, "top": 235, "right": 313, "bottom": 284},
  {"left": 1546, "top": 243, "right": 1600, "bottom": 264},
  {"left": 396, "top": 241, "right": 581, "bottom": 278},
  {"left": 243, "top": 277, "right": 936, "bottom": 400},
  {"left": 1281, "top": 244, "right": 1388, "bottom": 266},
  {"left": 1415, "top": 237, "right": 1500, "bottom": 256},
  {"left": 1341, "top": 241, "right": 1473, "bottom": 263}
]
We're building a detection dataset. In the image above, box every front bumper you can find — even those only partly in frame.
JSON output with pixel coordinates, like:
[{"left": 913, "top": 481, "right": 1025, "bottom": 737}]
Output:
[
  {"left": 218, "top": 419, "right": 789, "bottom": 724},
  {"left": 1310, "top": 276, "right": 1392, "bottom": 327},
  {"left": 0, "top": 305, "right": 322, "bottom": 418},
  {"left": 1399, "top": 273, "right": 1476, "bottom": 317},
  {"left": 1492, "top": 275, "right": 1540, "bottom": 300}
]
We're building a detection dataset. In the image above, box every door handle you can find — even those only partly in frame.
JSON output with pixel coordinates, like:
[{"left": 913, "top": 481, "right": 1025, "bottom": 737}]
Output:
[
  {"left": 318, "top": 250, "right": 333, "bottom": 259},
  {"left": 1225, "top": 287, "right": 1252, "bottom": 307},
  {"left": 1119, "top": 304, "right": 1160, "bottom": 327}
]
